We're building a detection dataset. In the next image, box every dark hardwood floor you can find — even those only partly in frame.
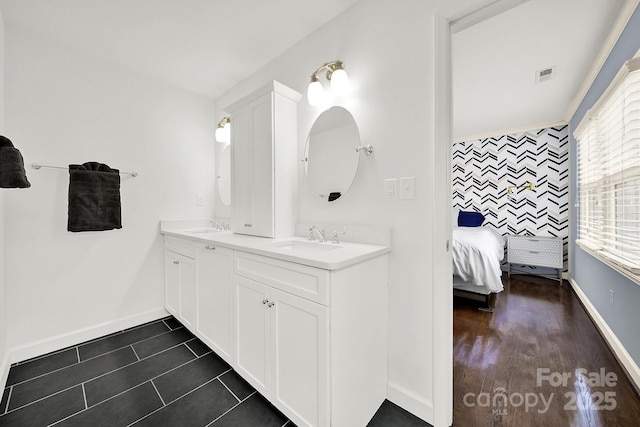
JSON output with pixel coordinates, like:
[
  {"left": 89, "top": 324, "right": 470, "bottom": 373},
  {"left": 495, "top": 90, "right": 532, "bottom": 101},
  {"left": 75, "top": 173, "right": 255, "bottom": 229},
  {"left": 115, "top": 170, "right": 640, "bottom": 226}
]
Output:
[{"left": 453, "top": 273, "right": 640, "bottom": 427}]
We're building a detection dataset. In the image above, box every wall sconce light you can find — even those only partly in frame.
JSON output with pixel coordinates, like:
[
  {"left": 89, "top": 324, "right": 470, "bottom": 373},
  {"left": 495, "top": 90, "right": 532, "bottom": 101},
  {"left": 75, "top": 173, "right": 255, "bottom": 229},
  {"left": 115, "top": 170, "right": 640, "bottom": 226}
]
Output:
[
  {"left": 507, "top": 182, "right": 536, "bottom": 195},
  {"left": 307, "top": 60, "right": 349, "bottom": 106},
  {"left": 215, "top": 117, "right": 231, "bottom": 144}
]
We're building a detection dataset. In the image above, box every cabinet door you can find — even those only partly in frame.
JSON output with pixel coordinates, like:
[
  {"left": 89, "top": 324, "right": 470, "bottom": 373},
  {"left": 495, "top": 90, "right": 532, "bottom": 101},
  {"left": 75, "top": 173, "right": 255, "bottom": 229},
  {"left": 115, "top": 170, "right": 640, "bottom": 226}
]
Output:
[
  {"left": 231, "top": 104, "right": 253, "bottom": 234},
  {"left": 165, "top": 251, "right": 196, "bottom": 328},
  {"left": 270, "top": 288, "right": 329, "bottom": 427},
  {"left": 178, "top": 255, "right": 196, "bottom": 329},
  {"left": 230, "top": 93, "right": 274, "bottom": 237},
  {"left": 196, "top": 244, "right": 233, "bottom": 363},
  {"left": 234, "top": 275, "right": 270, "bottom": 396},
  {"left": 249, "top": 94, "right": 275, "bottom": 237},
  {"left": 164, "top": 251, "right": 180, "bottom": 317}
]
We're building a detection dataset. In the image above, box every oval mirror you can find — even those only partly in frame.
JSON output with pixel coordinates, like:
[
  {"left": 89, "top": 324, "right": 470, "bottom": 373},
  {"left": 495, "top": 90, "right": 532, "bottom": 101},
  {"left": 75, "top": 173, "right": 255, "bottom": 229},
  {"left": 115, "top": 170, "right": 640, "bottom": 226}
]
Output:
[
  {"left": 218, "top": 145, "right": 231, "bottom": 206},
  {"left": 304, "top": 106, "right": 360, "bottom": 202}
]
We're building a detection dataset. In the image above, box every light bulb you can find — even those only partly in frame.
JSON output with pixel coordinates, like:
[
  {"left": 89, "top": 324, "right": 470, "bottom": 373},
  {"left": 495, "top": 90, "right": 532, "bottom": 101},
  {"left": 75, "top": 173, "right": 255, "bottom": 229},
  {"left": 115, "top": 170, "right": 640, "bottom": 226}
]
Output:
[
  {"left": 215, "top": 122, "right": 230, "bottom": 144},
  {"left": 222, "top": 122, "right": 230, "bottom": 143},
  {"left": 215, "top": 127, "right": 224, "bottom": 143},
  {"left": 330, "top": 68, "right": 349, "bottom": 96},
  {"left": 307, "top": 80, "right": 326, "bottom": 106}
]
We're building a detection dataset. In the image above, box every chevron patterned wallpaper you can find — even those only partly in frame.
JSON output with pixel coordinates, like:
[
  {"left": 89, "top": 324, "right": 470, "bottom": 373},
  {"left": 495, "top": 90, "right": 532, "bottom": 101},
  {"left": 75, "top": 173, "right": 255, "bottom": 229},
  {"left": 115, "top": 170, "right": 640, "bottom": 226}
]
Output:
[{"left": 452, "top": 126, "right": 569, "bottom": 271}]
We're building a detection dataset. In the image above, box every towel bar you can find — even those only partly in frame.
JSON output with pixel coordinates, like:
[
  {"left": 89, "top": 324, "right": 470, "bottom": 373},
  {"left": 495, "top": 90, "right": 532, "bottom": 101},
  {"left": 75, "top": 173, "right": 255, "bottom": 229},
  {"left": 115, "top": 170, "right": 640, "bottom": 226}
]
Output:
[{"left": 32, "top": 163, "right": 138, "bottom": 177}]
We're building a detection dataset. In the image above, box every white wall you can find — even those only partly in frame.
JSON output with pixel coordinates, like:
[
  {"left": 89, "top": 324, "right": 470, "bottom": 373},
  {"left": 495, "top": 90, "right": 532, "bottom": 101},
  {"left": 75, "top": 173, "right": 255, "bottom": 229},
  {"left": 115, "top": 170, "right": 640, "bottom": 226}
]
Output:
[
  {"left": 214, "top": 0, "right": 449, "bottom": 422},
  {"left": 3, "top": 25, "right": 216, "bottom": 359},
  {"left": 0, "top": 5, "right": 8, "bottom": 385}
]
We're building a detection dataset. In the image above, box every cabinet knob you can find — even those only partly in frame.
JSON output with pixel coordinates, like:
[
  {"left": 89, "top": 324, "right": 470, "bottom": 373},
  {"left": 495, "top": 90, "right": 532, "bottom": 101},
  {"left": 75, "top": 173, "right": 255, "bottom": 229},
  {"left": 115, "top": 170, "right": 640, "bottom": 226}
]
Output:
[
  {"left": 267, "top": 301, "right": 275, "bottom": 308},
  {"left": 173, "top": 261, "right": 179, "bottom": 265},
  {"left": 205, "top": 245, "right": 216, "bottom": 250},
  {"left": 262, "top": 299, "right": 269, "bottom": 305}
]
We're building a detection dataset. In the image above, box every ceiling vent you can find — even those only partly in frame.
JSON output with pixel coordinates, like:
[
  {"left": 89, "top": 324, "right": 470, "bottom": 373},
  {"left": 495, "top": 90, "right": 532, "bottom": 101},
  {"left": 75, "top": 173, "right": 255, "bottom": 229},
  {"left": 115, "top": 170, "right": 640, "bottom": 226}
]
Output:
[{"left": 535, "top": 66, "right": 556, "bottom": 84}]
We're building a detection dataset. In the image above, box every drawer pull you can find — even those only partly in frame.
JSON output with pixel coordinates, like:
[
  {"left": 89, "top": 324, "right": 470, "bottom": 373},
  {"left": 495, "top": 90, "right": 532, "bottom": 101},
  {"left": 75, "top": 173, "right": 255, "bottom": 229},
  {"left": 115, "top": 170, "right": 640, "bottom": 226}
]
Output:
[
  {"left": 244, "top": 223, "right": 253, "bottom": 228},
  {"left": 267, "top": 301, "right": 275, "bottom": 308},
  {"left": 173, "top": 261, "right": 179, "bottom": 265},
  {"left": 529, "top": 251, "right": 539, "bottom": 254},
  {"left": 262, "top": 299, "right": 269, "bottom": 305},
  {"left": 529, "top": 239, "right": 539, "bottom": 242},
  {"left": 205, "top": 245, "right": 216, "bottom": 250}
]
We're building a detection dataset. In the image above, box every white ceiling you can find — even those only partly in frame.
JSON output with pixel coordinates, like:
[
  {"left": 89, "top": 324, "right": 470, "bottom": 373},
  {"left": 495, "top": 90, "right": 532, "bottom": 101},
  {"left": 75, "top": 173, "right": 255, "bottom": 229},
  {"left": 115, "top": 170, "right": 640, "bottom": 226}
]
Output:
[
  {"left": 0, "top": 0, "right": 363, "bottom": 99},
  {"left": 452, "top": 0, "right": 628, "bottom": 140},
  {"left": 0, "top": 0, "right": 631, "bottom": 140}
]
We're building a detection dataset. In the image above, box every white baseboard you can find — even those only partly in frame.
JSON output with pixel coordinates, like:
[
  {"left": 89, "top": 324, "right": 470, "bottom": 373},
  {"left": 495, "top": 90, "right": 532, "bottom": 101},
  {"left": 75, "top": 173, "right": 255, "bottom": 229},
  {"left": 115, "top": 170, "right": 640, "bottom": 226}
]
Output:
[
  {"left": 569, "top": 277, "right": 640, "bottom": 390},
  {"left": 8, "top": 308, "right": 169, "bottom": 365},
  {"left": 387, "top": 381, "right": 433, "bottom": 425}
]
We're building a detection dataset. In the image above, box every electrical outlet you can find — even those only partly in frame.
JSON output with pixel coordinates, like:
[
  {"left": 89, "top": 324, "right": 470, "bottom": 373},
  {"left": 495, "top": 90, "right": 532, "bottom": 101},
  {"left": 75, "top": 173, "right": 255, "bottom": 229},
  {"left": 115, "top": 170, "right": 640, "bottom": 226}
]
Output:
[
  {"left": 609, "top": 289, "right": 614, "bottom": 308},
  {"left": 384, "top": 178, "right": 398, "bottom": 200},
  {"left": 196, "top": 194, "right": 205, "bottom": 206}
]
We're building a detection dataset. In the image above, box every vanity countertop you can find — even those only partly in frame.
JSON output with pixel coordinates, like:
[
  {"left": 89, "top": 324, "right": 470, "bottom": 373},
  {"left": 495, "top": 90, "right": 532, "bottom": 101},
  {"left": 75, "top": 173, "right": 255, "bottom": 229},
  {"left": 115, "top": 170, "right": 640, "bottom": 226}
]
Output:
[{"left": 161, "top": 224, "right": 391, "bottom": 271}]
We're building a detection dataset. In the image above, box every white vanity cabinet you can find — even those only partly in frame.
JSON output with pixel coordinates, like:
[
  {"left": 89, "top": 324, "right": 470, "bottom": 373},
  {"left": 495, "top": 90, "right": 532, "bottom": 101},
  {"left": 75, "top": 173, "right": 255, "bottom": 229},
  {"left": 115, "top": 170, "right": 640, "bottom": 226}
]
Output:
[
  {"left": 160, "top": 224, "right": 391, "bottom": 427},
  {"left": 226, "top": 81, "right": 301, "bottom": 238},
  {"left": 233, "top": 251, "right": 387, "bottom": 427},
  {"left": 164, "top": 236, "right": 196, "bottom": 329},
  {"left": 195, "top": 243, "right": 234, "bottom": 364}
]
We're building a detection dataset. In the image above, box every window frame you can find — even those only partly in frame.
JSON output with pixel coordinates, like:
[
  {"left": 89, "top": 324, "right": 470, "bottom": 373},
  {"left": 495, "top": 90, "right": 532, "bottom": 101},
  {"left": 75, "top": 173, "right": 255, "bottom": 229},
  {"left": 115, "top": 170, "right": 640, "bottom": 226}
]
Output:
[{"left": 575, "top": 56, "right": 640, "bottom": 284}]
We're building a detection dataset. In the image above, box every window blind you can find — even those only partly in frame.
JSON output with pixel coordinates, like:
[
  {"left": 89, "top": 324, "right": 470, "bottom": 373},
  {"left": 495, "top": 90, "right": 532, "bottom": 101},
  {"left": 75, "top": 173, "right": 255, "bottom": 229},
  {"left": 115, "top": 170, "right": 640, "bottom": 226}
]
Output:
[{"left": 575, "top": 57, "right": 640, "bottom": 276}]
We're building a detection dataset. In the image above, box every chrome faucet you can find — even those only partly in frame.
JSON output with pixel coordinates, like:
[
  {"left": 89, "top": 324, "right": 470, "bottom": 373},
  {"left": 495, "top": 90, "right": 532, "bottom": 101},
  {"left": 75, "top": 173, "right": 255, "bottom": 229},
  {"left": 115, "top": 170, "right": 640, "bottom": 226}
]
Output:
[
  {"left": 210, "top": 218, "right": 226, "bottom": 230},
  {"left": 308, "top": 225, "right": 326, "bottom": 242}
]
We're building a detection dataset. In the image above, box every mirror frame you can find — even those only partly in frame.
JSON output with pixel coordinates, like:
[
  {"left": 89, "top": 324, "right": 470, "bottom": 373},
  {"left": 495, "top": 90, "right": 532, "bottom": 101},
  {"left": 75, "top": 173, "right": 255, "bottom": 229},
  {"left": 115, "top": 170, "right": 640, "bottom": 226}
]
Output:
[{"left": 303, "top": 106, "right": 361, "bottom": 203}]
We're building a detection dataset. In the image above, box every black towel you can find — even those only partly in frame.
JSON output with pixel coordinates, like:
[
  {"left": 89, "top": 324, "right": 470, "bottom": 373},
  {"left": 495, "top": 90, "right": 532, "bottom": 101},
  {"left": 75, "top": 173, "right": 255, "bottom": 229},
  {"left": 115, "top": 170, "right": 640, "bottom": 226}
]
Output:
[
  {"left": 0, "top": 135, "right": 31, "bottom": 188},
  {"left": 68, "top": 162, "right": 122, "bottom": 232}
]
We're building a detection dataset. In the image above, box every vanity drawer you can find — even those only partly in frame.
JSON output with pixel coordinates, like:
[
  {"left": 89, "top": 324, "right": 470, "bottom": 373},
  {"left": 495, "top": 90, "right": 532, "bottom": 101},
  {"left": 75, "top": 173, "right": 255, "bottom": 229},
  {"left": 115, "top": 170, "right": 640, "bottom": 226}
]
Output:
[
  {"left": 234, "top": 251, "right": 330, "bottom": 305},
  {"left": 165, "top": 235, "right": 196, "bottom": 258}
]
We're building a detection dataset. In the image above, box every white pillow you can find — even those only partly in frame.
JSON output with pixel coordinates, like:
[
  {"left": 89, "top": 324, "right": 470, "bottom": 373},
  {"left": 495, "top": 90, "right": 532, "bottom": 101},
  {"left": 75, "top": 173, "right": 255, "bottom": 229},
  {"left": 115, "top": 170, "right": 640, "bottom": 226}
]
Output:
[{"left": 452, "top": 207, "right": 460, "bottom": 228}]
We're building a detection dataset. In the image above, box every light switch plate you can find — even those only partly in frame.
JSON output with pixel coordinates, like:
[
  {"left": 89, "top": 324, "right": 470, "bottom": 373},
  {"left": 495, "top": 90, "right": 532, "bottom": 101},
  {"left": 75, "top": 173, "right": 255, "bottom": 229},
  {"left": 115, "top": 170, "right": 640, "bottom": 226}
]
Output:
[{"left": 399, "top": 177, "right": 416, "bottom": 200}]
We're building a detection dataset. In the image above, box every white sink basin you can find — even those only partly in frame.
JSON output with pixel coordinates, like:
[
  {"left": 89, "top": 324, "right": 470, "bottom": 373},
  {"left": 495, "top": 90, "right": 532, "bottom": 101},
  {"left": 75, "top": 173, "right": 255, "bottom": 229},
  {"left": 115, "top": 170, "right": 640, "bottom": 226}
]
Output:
[{"left": 271, "top": 240, "right": 343, "bottom": 252}]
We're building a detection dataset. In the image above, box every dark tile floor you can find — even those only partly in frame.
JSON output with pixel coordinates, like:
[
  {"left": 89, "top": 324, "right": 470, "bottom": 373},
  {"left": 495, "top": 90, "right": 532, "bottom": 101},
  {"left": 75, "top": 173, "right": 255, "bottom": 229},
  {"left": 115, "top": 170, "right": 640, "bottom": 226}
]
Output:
[{"left": 0, "top": 316, "right": 429, "bottom": 427}]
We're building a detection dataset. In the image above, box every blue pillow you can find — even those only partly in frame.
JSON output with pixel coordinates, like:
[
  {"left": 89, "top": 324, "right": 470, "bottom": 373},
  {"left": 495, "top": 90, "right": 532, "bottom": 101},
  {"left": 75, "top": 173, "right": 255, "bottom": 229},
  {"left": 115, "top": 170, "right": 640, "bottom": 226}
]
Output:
[{"left": 458, "top": 210, "right": 485, "bottom": 227}]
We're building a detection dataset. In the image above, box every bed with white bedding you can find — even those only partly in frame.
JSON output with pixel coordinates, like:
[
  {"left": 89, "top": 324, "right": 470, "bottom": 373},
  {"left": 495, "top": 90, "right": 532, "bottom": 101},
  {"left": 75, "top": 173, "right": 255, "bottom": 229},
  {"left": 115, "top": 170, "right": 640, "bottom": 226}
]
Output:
[{"left": 452, "top": 225, "right": 506, "bottom": 310}]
